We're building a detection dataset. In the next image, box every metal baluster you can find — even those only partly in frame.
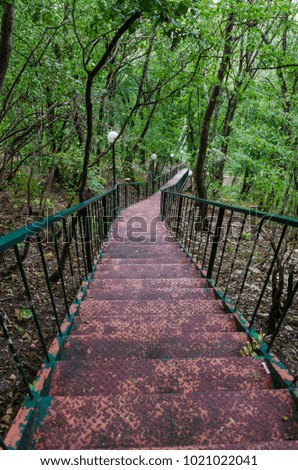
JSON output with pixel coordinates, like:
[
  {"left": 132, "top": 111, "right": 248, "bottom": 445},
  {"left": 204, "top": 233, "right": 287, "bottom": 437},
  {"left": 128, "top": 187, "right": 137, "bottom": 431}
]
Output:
[
  {"left": 250, "top": 224, "right": 287, "bottom": 328},
  {"left": 175, "top": 196, "right": 183, "bottom": 238},
  {"left": 52, "top": 226, "right": 70, "bottom": 317},
  {"left": 125, "top": 185, "right": 128, "bottom": 208},
  {"left": 78, "top": 212, "right": 88, "bottom": 277},
  {"left": 116, "top": 185, "right": 120, "bottom": 213},
  {"left": 224, "top": 214, "right": 247, "bottom": 297},
  {"left": 72, "top": 214, "right": 83, "bottom": 283},
  {"left": 0, "top": 313, "right": 34, "bottom": 399},
  {"left": 207, "top": 207, "right": 225, "bottom": 279},
  {"left": 81, "top": 207, "right": 93, "bottom": 273},
  {"left": 187, "top": 200, "right": 196, "bottom": 254},
  {"left": 14, "top": 245, "right": 50, "bottom": 362},
  {"left": 202, "top": 205, "right": 215, "bottom": 269},
  {"left": 234, "top": 217, "right": 265, "bottom": 310},
  {"left": 95, "top": 200, "right": 102, "bottom": 250},
  {"left": 195, "top": 202, "right": 205, "bottom": 263},
  {"left": 93, "top": 201, "right": 100, "bottom": 252},
  {"left": 0, "top": 433, "right": 8, "bottom": 450},
  {"left": 215, "top": 210, "right": 234, "bottom": 285},
  {"left": 266, "top": 280, "right": 298, "bottom": 352},
  {"left": 102, "top": 196, "right": 108, "bottom": 240},
  {"left": 36, "top": 234, "right": 62, "bottom": 335},
  {"left": 87, "top": 205, "right": 95, "bottom": 262},
  {"left": 137, "top": 184, "right": 140, "bottom": 202},
  {"left": 180, "top": 197, "right": 188, "bottom": 246},
  {"left": 183, "top": 198, "right": 192, "bottom": 248},
  {"left": 62, "top": 219, "right": 77, "bottom": 297}
]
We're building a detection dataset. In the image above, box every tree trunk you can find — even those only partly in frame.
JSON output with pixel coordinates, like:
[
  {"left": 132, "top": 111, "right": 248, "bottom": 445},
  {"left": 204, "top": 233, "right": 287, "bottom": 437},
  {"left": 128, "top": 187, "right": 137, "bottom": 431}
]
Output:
[
  {"left": 240, "top": 167, "right": 251, "bottom": 195},
  {"left": 216, "top": 95, "right": 237, "bottom": 185},
  {"left": 194, "top": 14, "right": 234, "bottom": 199},
  {"left": 78, "top": 10, "right": 142, "bottom": 202},
  {"left": 0, "top": 2, "right": 15, "bottom": 95}
]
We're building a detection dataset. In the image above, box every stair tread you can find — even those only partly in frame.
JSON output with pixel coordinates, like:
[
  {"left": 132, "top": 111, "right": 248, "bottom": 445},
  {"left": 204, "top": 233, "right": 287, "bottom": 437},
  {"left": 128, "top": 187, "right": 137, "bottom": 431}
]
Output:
[
  {"left": 89, "top": 279, "right": 208, "bottom": 289},
  {"left": 31, "top": 390, "right": 298, "bottom": 449},
  {"left": 77, "top": 299, "right": 225, "bottom": 317},
  {"left": 148, "top": 441, "right": 298, "bottom": 450},
  {"left": 73, "top": 312, "right": 235, "bottom": 336},
  {"left": 62, "top": 332, "right": 248, "bottom": 360},
  {"left": 86, "top": 287, "right": 215, "bottom": 300},
  {"left": 101, "top": 257, "right": 189, "bottom": 264},
  {"left": 50, "top": 357, "right": 274, "bottom": 396}
]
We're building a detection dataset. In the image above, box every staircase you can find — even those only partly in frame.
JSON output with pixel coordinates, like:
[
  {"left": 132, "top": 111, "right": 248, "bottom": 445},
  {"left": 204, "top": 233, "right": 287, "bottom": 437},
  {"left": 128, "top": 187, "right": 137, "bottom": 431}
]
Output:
[{"left": 5, "top": 172, "right": 298, "bottom": 450}]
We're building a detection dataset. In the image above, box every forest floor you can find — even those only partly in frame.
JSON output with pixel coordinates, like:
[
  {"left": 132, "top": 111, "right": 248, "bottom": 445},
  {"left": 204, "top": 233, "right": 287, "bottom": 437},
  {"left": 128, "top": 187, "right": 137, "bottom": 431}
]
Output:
[{"left": 0, "top": 179, "right": 297, "bottom": 440}]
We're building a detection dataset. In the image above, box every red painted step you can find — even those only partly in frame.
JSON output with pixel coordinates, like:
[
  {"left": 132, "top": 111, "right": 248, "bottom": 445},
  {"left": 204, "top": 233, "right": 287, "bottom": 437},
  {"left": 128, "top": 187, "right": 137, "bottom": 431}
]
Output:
[
  {"left": 89, "top": 278, "right": 208, "bottom": 289},
  {"left": 101, "top": 255, "right": 189, "bottom": 263},
  {"left": 150, "top": 441, "right": 298, "bottom": 450},
  {"left": 107, "top": 238, "right": 177, "bottom": 244},
  {"left": 72, "top": 312, "right": 236, "bottom": 337},
  {"left": 49, "top": 357, "right": 274, "bottom": 396},
  {"left": 31, "top": 390, "right": 298, "bottom": 449},
  {"left": 104, "top": 245, "right": 181, "bottom": 254},
  {"left": 62, "top": 332, "right": 248, "bottom": 360},
  {"left": 86, "top": 287, "right": 215, "bottom": 301},
  {"left": 93, "top": 264, "right": 201, "bottom": 279},
  {"left": 77, "top": 299, "right": 226, "bottom": 318},
  {"left": 103, "top": 252, "right": 188, "bottom": 259}
]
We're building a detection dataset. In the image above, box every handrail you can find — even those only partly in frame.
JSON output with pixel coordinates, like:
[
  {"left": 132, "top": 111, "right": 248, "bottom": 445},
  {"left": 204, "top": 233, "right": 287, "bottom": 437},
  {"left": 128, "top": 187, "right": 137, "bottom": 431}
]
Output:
[
  {"left": 0, "top": 165, "right": 182, "bottom": 253},
  {"left": 0, "top": 165, "right": 183, "bottom": 449},
  {"left": 161, "top": 174, "right": 298, "bottom": 367},
  {"left": 162, "top": 190, "right": 298, "bottom": 228}
]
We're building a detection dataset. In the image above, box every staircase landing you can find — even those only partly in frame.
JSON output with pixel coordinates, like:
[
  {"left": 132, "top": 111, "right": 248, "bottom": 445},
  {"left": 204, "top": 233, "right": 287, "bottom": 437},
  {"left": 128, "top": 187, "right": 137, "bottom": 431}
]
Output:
[{"left": 5, "top": 172, "right": 298, "bottom": 449}]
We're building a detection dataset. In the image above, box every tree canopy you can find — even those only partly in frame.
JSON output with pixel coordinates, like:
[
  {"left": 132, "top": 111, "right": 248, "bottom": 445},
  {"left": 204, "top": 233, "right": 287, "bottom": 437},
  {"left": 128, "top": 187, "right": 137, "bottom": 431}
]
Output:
[{"left": 0, "top": 0, "right": 297, "bottom": 217}]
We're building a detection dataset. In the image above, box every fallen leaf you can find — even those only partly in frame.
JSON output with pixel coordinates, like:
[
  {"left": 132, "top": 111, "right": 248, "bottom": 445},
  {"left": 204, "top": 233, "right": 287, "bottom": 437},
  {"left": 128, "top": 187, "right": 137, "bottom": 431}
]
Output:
[{"left": 7, "top": 374, "right": 17, "bottom": 382}]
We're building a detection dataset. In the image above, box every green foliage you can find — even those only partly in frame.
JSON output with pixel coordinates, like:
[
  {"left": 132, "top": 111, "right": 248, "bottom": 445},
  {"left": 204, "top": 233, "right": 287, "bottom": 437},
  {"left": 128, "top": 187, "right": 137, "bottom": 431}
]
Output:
[
  {"left": 240, "top": 333, "right": 266, "bottom": 358},
  {"left": 15, "top": 307, "right": 33, "bottom": 322},
  {"left": 0, "top": 0, "right": 296, "bottom": 218}
]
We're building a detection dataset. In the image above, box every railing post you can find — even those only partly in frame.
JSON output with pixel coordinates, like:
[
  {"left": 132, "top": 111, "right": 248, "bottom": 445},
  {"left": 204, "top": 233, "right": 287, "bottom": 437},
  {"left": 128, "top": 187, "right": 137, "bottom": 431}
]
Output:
[
  {"left": 82, "top": 207, "right": 93, "bottom": 273},
  {"left": 146, "top": 182, "right": 148, "bottom": 198},
  {"left": 152, "top": 179, "right": 155, "bottom": 195},
  {"left": 207, "top": 207, "right": 225, "bottom": 279}
]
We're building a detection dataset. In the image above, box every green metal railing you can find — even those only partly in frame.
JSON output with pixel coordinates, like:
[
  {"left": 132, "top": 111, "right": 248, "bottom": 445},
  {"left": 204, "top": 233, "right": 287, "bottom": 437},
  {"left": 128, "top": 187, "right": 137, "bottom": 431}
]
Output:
[
  {"left": 0, "top": 165, "right": 181, "bottom": 448},
  {"left": 161, "top": 180, "right": 298, "bottom": 369}
]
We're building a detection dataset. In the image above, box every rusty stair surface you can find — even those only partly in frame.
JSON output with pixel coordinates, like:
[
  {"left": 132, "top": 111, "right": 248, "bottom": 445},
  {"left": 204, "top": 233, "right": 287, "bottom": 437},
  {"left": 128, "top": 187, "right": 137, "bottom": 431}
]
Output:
[{"left": 5, "top": 171, "right": 298, "bottom": 450}]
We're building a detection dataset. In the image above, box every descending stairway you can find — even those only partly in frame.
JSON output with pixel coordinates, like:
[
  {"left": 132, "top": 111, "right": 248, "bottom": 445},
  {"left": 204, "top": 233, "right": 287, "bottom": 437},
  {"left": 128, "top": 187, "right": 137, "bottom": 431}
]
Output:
[{"left": 5, "top": 172, "right": 298, "bottom": 450}]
